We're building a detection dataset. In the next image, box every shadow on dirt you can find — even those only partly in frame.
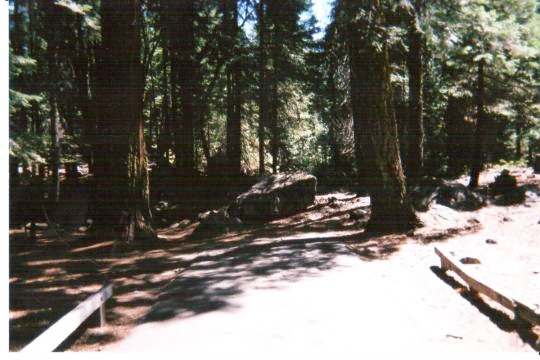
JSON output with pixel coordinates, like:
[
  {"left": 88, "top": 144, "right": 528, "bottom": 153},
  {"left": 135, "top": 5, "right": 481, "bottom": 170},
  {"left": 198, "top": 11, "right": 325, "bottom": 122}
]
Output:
[
  {"left": 140, "top": 232, "right": 365, "bottom": 323},
  {"left": 9, "top": 228, "right": 193, "bottom": 351},
  {"left": 12, "top": 177, "right": 531, "bottom": 351},
  {"left": 430, "top": 266, "right": 539, "bottom": 351}
]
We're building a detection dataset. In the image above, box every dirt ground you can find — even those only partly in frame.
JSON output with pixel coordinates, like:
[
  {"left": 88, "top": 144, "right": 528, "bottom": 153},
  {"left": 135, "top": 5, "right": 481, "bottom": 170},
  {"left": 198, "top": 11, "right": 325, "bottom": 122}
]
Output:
[{"left": 9, "top": 166, "right": 540, "bottom": 353}]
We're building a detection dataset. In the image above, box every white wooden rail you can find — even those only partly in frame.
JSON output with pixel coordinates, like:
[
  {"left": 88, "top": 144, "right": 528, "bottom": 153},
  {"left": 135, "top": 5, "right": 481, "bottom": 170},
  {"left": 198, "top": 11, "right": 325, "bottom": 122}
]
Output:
[
  {"left": 21, "top": 283, "right": 113, "bottom": 352},
  {"left": 435, "top": 246, "right": 539, "bottom": 326}
]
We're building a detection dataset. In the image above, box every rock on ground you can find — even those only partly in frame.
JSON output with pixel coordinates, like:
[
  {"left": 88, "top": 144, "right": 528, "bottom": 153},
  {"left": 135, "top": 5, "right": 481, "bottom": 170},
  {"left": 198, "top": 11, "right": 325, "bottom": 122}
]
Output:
[
  {"left": 410, "top": 178, "right": 485, "bottom": 211},
  {"left": 196, "top": 207, "right": 241, "bottom": 234},
  {"left": 230, "top": 172, "right": 317, "bottom": 221}
]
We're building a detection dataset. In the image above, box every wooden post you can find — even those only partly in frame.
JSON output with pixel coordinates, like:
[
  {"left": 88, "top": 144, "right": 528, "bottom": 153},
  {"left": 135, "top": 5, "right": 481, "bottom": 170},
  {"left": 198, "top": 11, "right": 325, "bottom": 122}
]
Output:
[{"left": 100, "top": 302, "right": 106, "bottom": 327}]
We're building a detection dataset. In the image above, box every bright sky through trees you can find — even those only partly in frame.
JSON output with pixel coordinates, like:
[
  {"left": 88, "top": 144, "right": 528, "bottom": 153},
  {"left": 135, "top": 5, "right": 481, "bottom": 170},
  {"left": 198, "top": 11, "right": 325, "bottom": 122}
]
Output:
[
  {"left": 245, "top": 0, "right": 333, "bottom": 40},
  {"left": 311, "top": 0, "right": 333, "bottom": 39}
]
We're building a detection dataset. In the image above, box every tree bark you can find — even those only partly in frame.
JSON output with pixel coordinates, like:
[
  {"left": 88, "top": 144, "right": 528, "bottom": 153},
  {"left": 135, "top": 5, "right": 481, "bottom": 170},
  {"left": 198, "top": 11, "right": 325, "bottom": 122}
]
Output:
[
  {"left": 94, "top": 0, "right": 156, "bottom": 243},
  {"left": 406, "top": 0, "right": 424, "bottom": 178},
  {"left": 445, "top": 96, "right": 468, "bottom": 177},
  {"left": 345, "top": 1, "right": 372, "bottom": 189},
  {"left": 43, "top": 0, "right": 62, "bottom": 202},
  {"left": 270, "top": 80, "right": 279, "bottom": 174},
  {"left": 468, "top": 58, "right": 486, "bottom": 188},
  {"left": 74, "top": 15, "right": 96, "bottom": 173},
  {"left": 268, "top": 1, "right": 280, "bottom": 174},
  {"left": 515, "top": 116, "right": 524, "bottom": 159},
  {"left": 327, "top": 65, "right": 341, "bottom": 172},
  {"left": 347, "top": 0, "right": 419, "bottom": 232},
  {"left": 257, "top": 0, "right": 268, "bottom": 175},
  {"left": 174, "top": 1, "right": 196, "bottom": 177},
  {"left": 49, "top": 98, "right": 61, "bottom": 202},
  {"left": 224, "top": 0, "right": 243, "bottom": 176},
  {"left": 157, "top": 45, "right": 171, "bottom": 169}
]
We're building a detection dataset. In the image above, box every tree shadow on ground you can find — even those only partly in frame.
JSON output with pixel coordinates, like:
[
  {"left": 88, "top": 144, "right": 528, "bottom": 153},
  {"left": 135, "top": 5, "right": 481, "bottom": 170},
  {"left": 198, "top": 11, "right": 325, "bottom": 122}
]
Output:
[
  {"left": 140, "top": 232, "right": 365, "bottom": 323},
  {"left": 430, "top": 266, "right": 539, "bottom": 351},
  {"left": 9, "top": 189, "right": 485, "bottom": 351},
  {"left": 9, "top": 226, "right": 199, "bottom": 351}
]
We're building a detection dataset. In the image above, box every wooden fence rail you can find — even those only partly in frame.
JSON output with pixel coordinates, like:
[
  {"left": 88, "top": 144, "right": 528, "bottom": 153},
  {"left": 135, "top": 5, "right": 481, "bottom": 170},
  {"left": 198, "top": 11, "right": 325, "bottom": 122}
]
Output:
[
  {"left": 21, "top": 283, "right": 113, "bottom": 352},
  {"left": 435, "top": 246, "right": 539, "bottom": 326}
]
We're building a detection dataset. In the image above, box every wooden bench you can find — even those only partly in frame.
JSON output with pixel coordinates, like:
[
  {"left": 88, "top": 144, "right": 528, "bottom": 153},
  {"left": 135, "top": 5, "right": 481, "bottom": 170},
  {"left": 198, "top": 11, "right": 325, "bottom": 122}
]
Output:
[
  {"left": 435, "top": 246, "right": 539, "bottom": 327},
  {"left": 21, "top": 283, "right": 113, "bottom": 352}
]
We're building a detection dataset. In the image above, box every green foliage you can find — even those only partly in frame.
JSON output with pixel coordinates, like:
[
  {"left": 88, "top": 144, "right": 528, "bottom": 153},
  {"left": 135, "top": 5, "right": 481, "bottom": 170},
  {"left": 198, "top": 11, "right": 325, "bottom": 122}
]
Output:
[
  {"left": 422, "top": 0, "right": 540, "bottom": 170},
  {"left": 9, "top": 90, "right": 42, "bottom": 111},
  {"left": 9, "top": 133, "right": 48, "bottom": 164}
]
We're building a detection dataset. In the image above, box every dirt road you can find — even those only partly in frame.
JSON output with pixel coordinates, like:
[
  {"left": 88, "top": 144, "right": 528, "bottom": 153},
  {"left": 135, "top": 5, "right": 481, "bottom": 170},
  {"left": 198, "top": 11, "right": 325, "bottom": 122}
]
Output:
[{"left": 102, "top": 197, "right": 538, "bottom": 353}]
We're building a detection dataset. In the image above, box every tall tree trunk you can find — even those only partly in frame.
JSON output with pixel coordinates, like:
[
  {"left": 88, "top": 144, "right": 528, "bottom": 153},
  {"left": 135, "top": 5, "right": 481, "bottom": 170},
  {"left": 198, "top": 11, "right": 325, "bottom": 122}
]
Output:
[
  {"left": 74, "top": 15, "right": 96, "bottom": 173},
  {"left": 268, "top": 0, "right": 280, "bottom": 174},
  {"left": 157, "top": 45, "right": 171, "bottom": 169},
  {"left": 468, "top": 58, "right": 486, "bottom": 188},
  {"left": 515, "top": 132, "right": 522, "bottom": 159},
  {"left": 327, "top": 66, "right": 341, "bottom": 172},
  {"left": 346, "top": 2, "right": 373, "bottom": 189},
  {"left": 257, "top": 0, "right": 268, "bottom": 175},
  {"left": 224, "top": 0, "right": 243, "bottom": 176},
  {"left": 94, "top": 0, "right": 156, "bottom": 243},
  {"left": 515, "top": 117, "right": 524, "bottom": 159},
  {"left": 406, "top": 0, "right": 424, "bottom": 178},
  {"left": 174, "top": 1, "right": 196, "bottom": 177},
  {"left": 49, "top": 98, "right": 61, "bottom": 202},
  {"left": 270, "top": 80, "right": 279, "bottom": 174},
  {"left": 347, "top": 0, "right": 418, "bottom": 231},
  {"left": 445, "top": 96, "right": 467, "bottom": 177},
  {"left": 43, "top": 0, "right": 62, "bottom": 202}
]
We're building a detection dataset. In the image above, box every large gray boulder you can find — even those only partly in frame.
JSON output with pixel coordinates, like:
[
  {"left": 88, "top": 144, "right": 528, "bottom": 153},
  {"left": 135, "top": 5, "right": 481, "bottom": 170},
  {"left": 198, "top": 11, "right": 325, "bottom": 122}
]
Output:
[
  {"left": 230, "top": 172, "right": 317, "bottom": 221},
  {"left": 409, "top": 178, "right": 485, "bottom": 211}
]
